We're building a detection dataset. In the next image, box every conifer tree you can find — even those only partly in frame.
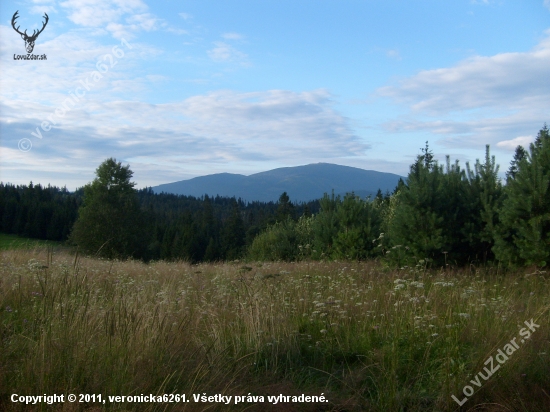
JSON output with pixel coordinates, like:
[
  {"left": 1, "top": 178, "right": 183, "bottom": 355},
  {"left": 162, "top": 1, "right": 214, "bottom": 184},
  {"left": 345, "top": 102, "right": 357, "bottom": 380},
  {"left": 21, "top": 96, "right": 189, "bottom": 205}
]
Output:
[
  {"left": 200, "top": 196, "right": 220, "bottom": 261},
  {"left": 276, "top": 192, "right": 295, "bottom": 221},
  {"left": 506, "top": 145, "right": 527, "bottom": 181},
  {"left": 494, "top": 125, "right": 550, "bottom": 266},
  {"left": 534, "top": 123, "right": 549, "bottom": 148},
  {"left": 464, "top": 145, "right": 503, "bottom": 261},
  {"left": 389, "top": 144, "right": 447, "bottom": 264},
  {"left": 221, "top": 199, "right": 246, "bottom": 260}
]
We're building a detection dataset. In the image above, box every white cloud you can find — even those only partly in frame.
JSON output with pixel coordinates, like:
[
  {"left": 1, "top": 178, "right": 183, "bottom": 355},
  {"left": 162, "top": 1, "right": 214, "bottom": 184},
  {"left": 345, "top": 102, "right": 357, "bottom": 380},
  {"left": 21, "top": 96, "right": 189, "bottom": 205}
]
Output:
[
  {"left": 59, "top": 0, "right": 183, "bottom": 39},
  {"left": 545, "top": 0, "right": 550, "bottom": 11},
  {"left": 126, "top": 13, "right": 161, "bottom": 31},
  {"left": 104, "top": 22, "right": 132, "bottom": 39},
  {"left": 178, "top": 12, "right": 192, "bottom": 20},
  {"left": 222, "top": 32, "right": 244, "bottom": 40},
  {"left": 166, "top": 27, "right": 188, "bottom": 35},
  {"left": 496, "top": 135, "right": 534, "bottom": 150},
  {"left": 382, "top": 113, "right": 545, "bottom": 152},
  {"left": 1, "top": 87, "right": 369, "bottom": 187},
  {"left": 207, "top": 41, "right": 248, "bottom": 63},
  {"left": 378, "top": 30, "right": 550, "bottom": 150},
  {"left": 378, "top": 33, "right": 550, "bottom": 114},
  {"left": 0, "top": 24, "right": 155, "bottom": 105},
  {"left": 59, "top": 0, "right": 147, "bottom": 27},
  {"left": 30, "top": 3, "right": 57, "bottom": 15},
  {"left": 386, "top": 49, "right": 401, "bottom": 60}
]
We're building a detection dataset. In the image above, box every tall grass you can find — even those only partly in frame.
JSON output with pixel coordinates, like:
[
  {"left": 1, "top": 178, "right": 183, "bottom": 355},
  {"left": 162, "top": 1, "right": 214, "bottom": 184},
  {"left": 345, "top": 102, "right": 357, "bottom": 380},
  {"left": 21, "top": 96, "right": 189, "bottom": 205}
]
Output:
[{"left": 1, "top": 248, "right": 549, "bottom": 411}]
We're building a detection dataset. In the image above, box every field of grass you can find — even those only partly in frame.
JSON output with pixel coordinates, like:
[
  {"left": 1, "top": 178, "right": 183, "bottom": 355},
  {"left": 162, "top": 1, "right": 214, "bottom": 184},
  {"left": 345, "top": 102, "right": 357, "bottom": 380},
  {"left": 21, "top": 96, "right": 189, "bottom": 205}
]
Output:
[
  {"left": 0, "top": 233, "right": 61, "bottom": 251},
  {"left": 0, "top": 248, "right": 549, "bottom": 411}
]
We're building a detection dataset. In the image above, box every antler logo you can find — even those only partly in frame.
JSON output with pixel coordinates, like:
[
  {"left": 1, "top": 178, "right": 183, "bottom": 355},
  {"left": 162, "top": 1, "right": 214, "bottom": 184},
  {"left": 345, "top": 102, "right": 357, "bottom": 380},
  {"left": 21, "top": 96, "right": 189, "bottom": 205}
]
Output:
[{"left": 12, "top": 10, "right": 49, "bottom": 54}]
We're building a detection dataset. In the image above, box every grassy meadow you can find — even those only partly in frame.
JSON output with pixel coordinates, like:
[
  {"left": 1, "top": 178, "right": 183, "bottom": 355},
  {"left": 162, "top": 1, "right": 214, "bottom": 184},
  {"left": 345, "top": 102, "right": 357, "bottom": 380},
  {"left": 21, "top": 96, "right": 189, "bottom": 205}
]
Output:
[
  {"left": 0, "top": 234, "right": 61, "bottom": 251},
  {"left": 0, "top": 247, "right": 549, "bottom": 411}
]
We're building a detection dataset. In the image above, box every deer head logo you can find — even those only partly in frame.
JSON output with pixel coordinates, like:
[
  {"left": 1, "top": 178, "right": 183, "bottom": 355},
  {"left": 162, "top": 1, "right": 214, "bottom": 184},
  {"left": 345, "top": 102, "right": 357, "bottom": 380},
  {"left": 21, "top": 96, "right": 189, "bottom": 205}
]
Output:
[{"left": 12, "top": 11, "right": 49, "bottom": 54}]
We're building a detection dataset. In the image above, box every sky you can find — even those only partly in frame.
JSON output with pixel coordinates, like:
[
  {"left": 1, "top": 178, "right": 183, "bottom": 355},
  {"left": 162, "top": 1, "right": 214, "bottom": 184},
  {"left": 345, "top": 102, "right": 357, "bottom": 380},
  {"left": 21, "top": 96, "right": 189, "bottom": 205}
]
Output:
[{"left": 1, "top": 0, "right": 549, "bottom": 190}]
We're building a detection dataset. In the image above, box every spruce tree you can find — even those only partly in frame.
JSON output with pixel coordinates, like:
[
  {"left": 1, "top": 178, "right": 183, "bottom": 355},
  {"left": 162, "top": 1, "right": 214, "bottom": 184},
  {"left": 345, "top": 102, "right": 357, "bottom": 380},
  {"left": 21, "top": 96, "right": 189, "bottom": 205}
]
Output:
[
  {"left": 276, "top": 192, "right": 295, "bottom": 221},
  {"left": 534, "top": 123, "right": 549, "bottom": 149},
  {"left": 506, "top": 145, "right": 527, "bottom": 182},
  {"left": 221, "top": 199, "right": 246, "bottom": 260}
]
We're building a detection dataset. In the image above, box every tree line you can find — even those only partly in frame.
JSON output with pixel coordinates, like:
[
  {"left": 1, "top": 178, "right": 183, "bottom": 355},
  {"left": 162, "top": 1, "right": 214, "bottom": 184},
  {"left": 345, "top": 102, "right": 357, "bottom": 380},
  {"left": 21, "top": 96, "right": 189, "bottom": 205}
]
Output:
[
  {"left": 1, "top": 124, "right": 548, "bottom": 267},
  {"left": 0, "top": 183, "right": 80, "bottom": 241},
  {"left": 249, "top": 125, "right": 550, "bottom": 267},
  {"left": 0, "top": 164, "right": 318, "bottom": 262}
]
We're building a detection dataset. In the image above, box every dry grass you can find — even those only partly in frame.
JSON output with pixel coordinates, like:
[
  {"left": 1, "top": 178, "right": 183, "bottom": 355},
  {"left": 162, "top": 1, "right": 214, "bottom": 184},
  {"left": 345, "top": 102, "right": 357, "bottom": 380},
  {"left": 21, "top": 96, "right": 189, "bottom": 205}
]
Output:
[{"left": 1, "top": 248, "right": 549, "bottom": 411}]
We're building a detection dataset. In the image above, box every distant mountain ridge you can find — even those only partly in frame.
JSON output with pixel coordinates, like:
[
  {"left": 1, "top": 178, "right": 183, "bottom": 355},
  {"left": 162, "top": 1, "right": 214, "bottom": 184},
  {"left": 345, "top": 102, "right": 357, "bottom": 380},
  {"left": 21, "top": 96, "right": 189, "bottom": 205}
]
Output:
[{"left": 152, "top": 163, "right": 403, "bottom": 202}]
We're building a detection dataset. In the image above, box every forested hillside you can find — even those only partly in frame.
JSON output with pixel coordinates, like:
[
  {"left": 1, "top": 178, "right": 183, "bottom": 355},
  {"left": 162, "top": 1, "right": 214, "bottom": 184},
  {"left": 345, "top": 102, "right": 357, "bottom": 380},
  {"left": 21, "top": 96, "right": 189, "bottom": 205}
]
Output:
[
  {"left": 1, "top": 125, "right": 548, "bottom": 267},
  {"left": 0, "top": 178, "right": 318, "bottom": 262},
  {"left": 250, "top": 125, "right": 549, "bottom": 267},
  {"left": 0, "top": 183, "right": 80, "bottom": 241}
]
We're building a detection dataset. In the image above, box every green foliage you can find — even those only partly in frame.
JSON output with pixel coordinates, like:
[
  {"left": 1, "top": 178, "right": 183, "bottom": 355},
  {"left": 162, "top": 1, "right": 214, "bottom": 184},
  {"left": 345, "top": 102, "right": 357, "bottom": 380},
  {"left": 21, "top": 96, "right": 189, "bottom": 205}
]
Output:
[
  {"left": 388, "top": 147, "right": 447, "bottom": 265},
  {"left": 494, "top": 125, "right": 550, "bottom": 266},
  {"left": 0, "top": 182, "right": 79, "bottom": 241},
  {"left": 506, "top": 145, "right": 527, "bottom": 181},
  {"left": 221, "top": 199, "right": 246, "bottom": 260},
  {"left": 464, "top": 146, "right": 503, "bottom": 260},
  {"left": 252, "top": 192, "right": 382, "bottom": 262},
  {"left": 295, "top": 214, "right": 315, "bottom": 255},
  {"left": 248, "top": 213, "right": 314, "bottom": 261},
  {"left": 6, "top": 125, "right": 550, "bottom": 269},
  {"left": 332, "top": 194, "right": 381, "bottom": 259},
  {"left": 377, "top": 188, "right": 400, "bottom": 244},
  {"left": 276, "top": 191, "right": 295, "bottom": 221},
  {"left": 248, "top": 218, "right": 299, "bottom": 261},
  {"left": 0, "top": 179, "right": 319, "bottom": 263},
  {"left": 0, "top": 233, "right": 60, "bottom": 250},
  {"left": 311, "top": 192, "right": 340, "bottom": 258},
  {"left": 387, "top": 144, "right": 503, "bottom": 266},
  {"left": 69, "top": 158, "right": 147, "bottom": 259}
]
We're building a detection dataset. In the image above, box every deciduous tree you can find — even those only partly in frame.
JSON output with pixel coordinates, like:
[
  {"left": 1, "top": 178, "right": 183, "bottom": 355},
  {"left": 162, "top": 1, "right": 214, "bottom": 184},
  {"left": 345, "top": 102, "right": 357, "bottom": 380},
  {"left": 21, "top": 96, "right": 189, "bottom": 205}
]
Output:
[{"left": 69, "top": 158, "right": 146, "bottom": 259}]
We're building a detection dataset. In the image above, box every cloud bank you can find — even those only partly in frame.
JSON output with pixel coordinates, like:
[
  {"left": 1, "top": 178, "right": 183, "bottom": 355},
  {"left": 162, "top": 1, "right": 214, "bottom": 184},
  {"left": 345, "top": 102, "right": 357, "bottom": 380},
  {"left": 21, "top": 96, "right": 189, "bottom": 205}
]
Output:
[
  {"left": 1, "top": 86, "right": 368, "bottom": 187},
  {"left": 379, "top": 30, "right": 550, "bottom": 150},
  {"left": 379, "top": 44, "right": 550, "bottom": 114}
]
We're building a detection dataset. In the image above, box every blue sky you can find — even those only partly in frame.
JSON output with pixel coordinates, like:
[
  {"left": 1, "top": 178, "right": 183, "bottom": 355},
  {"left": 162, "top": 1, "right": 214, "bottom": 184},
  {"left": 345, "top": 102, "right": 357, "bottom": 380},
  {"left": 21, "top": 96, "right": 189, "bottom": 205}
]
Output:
[{"left": 1, "top": 0, "right": 549, "bottom": 190}]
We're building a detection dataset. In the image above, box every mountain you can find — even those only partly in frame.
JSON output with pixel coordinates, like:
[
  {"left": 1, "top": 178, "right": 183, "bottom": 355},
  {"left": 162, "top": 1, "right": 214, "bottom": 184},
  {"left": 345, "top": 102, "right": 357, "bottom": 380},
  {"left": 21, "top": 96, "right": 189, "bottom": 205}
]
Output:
[{"left": 152, "top": 163, "right": 403, "bottom": 202}]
